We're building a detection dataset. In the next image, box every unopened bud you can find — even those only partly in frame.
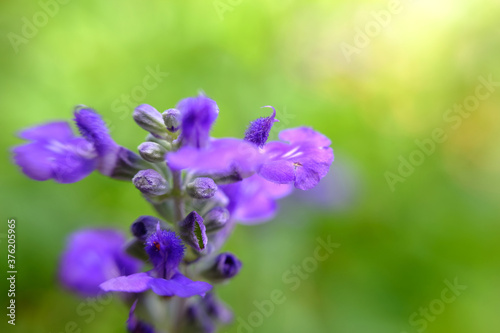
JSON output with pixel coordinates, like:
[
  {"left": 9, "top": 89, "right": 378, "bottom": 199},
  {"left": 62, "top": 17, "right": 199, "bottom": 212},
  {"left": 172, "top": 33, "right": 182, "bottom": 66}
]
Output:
[
  {"left": 204, "top": 207, "right": 229, "bottom": 233},
  {"left": 202, "top": 252, "right": 242, "bottom": 282},
  {"left": 131, "top": 215, "right": 168, "bottom": 241},
  {"left": 138, "top": 142, "right": 167, "bottom": 163},
  {"left": 186, "top": 177, "right": 217, "bottom": 199},
  {"left": 179, "top": 211, "right": 207, "bottom": 252},
  {"left": 133, "top": 169, "right": 169, "bottom": 196},
  {"left": 162, "top": 108, "right": 181, "bottom": 133},
  {"left": 133, "top": 104, "right": 168, "bottom": 138}
]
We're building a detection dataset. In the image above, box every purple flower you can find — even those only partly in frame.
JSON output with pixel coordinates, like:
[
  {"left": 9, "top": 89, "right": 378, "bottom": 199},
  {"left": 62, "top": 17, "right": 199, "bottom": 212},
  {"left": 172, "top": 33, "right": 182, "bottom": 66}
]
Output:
[
  {"left": 178, "top": 95, "right": 219, "bottom": 148},
  {"left": 259, "top": 127, "right": 334, "bottom": 190},
  {"left": 12, "top": 121, "right": 97, "bottom": 183},
  {"left": 221, "top": 174, "right": 292, "bottom": 224},
  {"left": 74, "top": 106, "right": 152, "bottom": 180},
  {"left": 100, "top": 225, "right": 212, "bottom": 298},
  {"left": 167, "top": 98, "right": 263, "bottom": 180},
  {"left": 59, "top": 229, "right": 142, "bottom": 297},
  {"left": 167, "top": 138, "right": 262, "bottom": 180},
  {"left": 244, "top": 106, "right": 279, "bottom": 148},
  {"left": 74, "top": 107, "right": 117, "bottom": 157},
  {"left": 74, "top": 107, "right": 122, "bottom": 176}
]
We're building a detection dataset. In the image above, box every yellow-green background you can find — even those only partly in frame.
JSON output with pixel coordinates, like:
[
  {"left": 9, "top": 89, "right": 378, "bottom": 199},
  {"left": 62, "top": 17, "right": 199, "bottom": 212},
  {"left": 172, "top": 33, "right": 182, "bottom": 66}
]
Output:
[{"left": 1, "top": 1, "right": 499, "bottom": 332}]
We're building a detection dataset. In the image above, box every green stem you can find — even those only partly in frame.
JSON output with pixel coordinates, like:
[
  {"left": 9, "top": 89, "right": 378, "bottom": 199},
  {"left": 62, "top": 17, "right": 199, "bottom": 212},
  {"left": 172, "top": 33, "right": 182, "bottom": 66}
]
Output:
[
  {"left": 171, "top": 169, "right": 187, "bottom": 333},
  {"left": 172, "top": 170, "right": 185, "bottom": 224}
]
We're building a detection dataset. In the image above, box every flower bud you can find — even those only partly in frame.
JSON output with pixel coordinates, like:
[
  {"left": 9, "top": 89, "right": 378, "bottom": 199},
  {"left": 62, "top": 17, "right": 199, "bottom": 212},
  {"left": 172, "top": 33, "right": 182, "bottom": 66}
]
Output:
[
  {"left": 133, "top": 169, "right": 169, "bottom": 196},
  {"left": 133, "top": 104, "right": 169, "bottom": 138},
  {"left": 138, "top": 142, "right": 167, "bottom": 163},
  {"left": 204, "top": 207, "right": 229, "bottom": 233},
  {"left": 131, "top": 215, "right": 168, "bottom": 241},
  {"left": 202, "top": 252, "right": 242, "bottom": 282},
  {"left": 162, "top": 108, "right": 181, "bottom": 133},
  {"left": 186, "top": 177, "right": 217, "bottom": 199},
  {"left": 179, "top": 211, "right": 207, "bottom": 252}
]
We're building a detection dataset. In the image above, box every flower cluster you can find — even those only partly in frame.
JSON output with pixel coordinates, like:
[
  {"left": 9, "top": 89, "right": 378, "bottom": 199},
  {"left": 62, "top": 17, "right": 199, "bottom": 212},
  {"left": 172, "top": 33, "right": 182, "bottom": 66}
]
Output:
[{"left": 12, "top": 94, "right": 334, "bottom": 333}]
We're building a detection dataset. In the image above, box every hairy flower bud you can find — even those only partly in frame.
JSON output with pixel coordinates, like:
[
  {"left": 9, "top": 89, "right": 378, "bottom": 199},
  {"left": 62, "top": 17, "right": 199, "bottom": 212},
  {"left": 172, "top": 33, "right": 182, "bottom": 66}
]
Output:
[
  {"left": 162, "top": 108, "right": 182, "bottom": 133},
  {"left": 133, "top": 104, "right": 169, "bottom": 138},
  {"left": 202, "top": 252, "right": 242, "bottom": 282},
  {"left": 186, "top": 177, "right": 218, "bottom": 199},
  {"left": 204, "top": 207, "right": 229, "bottom": 233},
  {"left": 138, "top": 142, "right": 167, "bottom": 163},
  {"left": 179, "top": 211, "right": 207, "bottom": 252},
  {"left": 133, "top": 169, "right": 169, "bottom": 196}
]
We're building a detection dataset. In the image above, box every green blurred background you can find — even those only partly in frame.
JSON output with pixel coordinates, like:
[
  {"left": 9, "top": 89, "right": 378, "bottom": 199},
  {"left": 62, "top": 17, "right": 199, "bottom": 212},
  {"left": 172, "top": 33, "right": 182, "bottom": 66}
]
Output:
[{"left": 1, "top": 0, "right": 500, "bottom": 332}]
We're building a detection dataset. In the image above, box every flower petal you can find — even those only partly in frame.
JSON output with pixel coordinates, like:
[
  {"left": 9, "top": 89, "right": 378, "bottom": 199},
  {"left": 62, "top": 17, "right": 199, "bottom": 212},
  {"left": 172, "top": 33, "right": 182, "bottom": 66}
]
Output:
[
  {"left": 12, "top": 142, "right": 55, "bottom": 181},
  {"left": 12, "top": 138, "right": 97, "bottom": 183},
  {"left": 279, "top": 127, "right": 331, "bottom": 146},
  {"left": 260, "top": 128, "right": 334, "bottom": 190},
  {"left": 167, "top": 138, "right": 262, "bottom": 177},
  {"left": 258, "top": 159, "right": 295, "bottom": 184},
  {"left": 221, "top": 174, "right": 293, "bottom": 224},
  {"left": 18, "top": 121, "right": 74, "bottom": 141},
  {"left": 178, "top": 95, "right": 219, "bottom": 148},
  {"left": 60, "top": 229, "right": 142, "bottom": 297},
  {"left": 149, "top": 273, "right": 212, "bottom": 297},
  {"left": 100, "top": 272, "right": 152, "bottom": 293},
  {"left": 74, "top": 107, "right": 117, "bottom": 157}
]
